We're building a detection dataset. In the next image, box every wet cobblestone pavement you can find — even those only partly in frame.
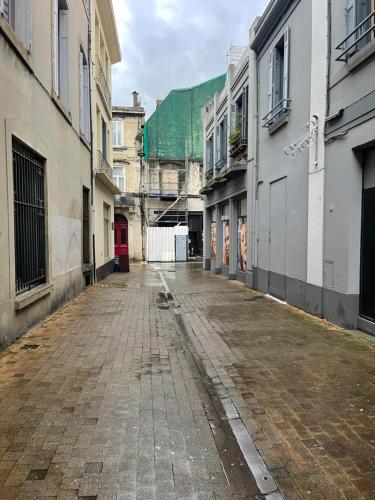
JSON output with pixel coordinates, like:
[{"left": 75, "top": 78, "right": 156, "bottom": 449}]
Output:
[
  {"left": 0, "top": 264, "right": 262, "bottom": 500},
  {"left": 164, "top": 263, "right": 375, "bottom": 500}
]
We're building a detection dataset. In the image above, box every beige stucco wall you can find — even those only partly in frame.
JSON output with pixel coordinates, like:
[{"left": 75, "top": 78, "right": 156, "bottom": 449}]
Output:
[{"left": 0, "top": 0, "right": 91, "bottom": 345}]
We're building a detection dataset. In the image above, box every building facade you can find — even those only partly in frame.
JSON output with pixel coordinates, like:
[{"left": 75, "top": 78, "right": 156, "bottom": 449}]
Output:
[
  {"left": 203, "top": 0, "right": 375, "bottom": 335},
  {"left": 0, "top": 0, "right": 92, "bottom": 346},
  {"left": 112, "top": 93, "right": 145, "bottom": 261},
  {"left": 91, "top": 0, "right": 121, "bottom": 281}
]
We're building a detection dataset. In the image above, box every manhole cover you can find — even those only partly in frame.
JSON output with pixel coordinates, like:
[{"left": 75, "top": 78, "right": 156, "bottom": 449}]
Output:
[{"left": 21, "top": 344, "right": 39, "bottom": 350}]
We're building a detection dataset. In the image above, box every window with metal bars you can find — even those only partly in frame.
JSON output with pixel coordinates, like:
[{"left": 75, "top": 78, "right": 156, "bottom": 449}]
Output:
[{"left": 13, "top": 139, "right": 46, "bottom": 294}]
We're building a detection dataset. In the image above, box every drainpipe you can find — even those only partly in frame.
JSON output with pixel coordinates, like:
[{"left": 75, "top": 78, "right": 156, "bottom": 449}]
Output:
[
  {"left": 252, "top": 47, "right": 260, "bottom": 289},
  {"left": 326, "top": 0, "right": 332, "bottom": 119},
  {"left": 88, "top": 0, "right": 97, "bottom": 283}
]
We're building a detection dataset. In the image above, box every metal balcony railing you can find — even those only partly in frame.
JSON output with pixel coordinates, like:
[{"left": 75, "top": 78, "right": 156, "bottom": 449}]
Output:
[
  {"left": 263, "top": 98, "right": 291, "bottom": 128},
  {"left": 205, "top": 167, "right": 214, "bottom": 181},
  {"left": 215, "top": 156, "right": 227, "bottom": 171},
  {"left": 97, "top": 150, "right": 114, "bottom": 180},
  {"left": 94, "top": 56, "right": 111, "bottom": 110},
  {"left": 336, "top": 10, "right": 375, "bottom": 61}
]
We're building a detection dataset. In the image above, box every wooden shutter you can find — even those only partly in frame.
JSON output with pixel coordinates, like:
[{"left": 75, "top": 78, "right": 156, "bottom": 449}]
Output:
[
  {"left": 283, "top": 28, "right": 290, "bottom": 103},
  {"left": 268, "top": 49, "right": 274, "bottom": 111},
  {"left": 15, "top": 0, "right": 32, "bottom": 51},
  {"left": 79, "top": 51, "right": 84, "bottom": 131},
  {"left": 52, "top": 0, "right": 59, "bottom": 93},
  {"left": 58, "top": 9, "right": 69, "bottom": 106},
  {"left": 223, "top": 115, "right": 228, "bottom": 158},
  {"left": 216, "top": 124, "right": 220, "bottom": 163},
  {"left": 241, "top": 86, "right": 248, "bottom": 140},
  {"left": 83, "top": 63, "right": 90, "bottom": 140},
  {"left": 2, "top": 0, "right": 10, "bottom": 22}
]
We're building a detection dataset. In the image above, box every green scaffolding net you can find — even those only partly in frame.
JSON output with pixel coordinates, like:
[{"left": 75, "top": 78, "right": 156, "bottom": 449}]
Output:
[{"left": 144, "top": 73, "right": 226, "bottom": 162}]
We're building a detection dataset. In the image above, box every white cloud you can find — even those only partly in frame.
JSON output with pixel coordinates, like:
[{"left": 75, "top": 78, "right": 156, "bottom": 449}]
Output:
[{"left": 111, "top": 0, "right": 269, "bottom": 116}]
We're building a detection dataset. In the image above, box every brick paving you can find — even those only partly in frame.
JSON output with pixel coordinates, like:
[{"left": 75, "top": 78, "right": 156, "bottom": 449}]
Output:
[
  {"left": 0, "top": 265, "right": 262, "bottom": 500},
  {"left": 164, "top": 263, "right": 375, "bottom": 500}
]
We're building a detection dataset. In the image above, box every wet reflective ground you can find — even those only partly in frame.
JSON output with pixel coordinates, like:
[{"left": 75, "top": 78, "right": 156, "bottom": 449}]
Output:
[
  {"left": 0, "top": 264, "right": 263, "bottom": 499},
  {"left": 164, "top": 263, "right": 375, "bottom": 500}
]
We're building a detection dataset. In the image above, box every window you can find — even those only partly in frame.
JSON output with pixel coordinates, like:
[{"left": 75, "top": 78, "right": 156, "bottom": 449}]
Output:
[
  {"left": 346, "top": 0, "right": 374, "bottom": 54},
  {"left": 0, "top": 0, "right": 32, "bottom": 51},
  {"left": 82, "top": 187, "right": 90, "bottom": 264},
  {"left": 80, "top": 48, "right": 90, "bottom": 141},
  {"left": 103, "top": 203, "right": 110, "bottom": 258},
  {"left": 229, "top": 86, "right": 248, "bottom": 155},
  {"left": 113, "top": 165, "right": 125, "bottom": 192},
  {"left": 53, "top": 0, "right": 69, "bottom": 106},
  {"left": 13, "top": 138, "right": 46, "bottom": 294},
  {"left": 112, "top": 120, "right": 123, "bottom": 148},
  {"left": 263, "top": 28, "right": 290, "bottom": 128}
]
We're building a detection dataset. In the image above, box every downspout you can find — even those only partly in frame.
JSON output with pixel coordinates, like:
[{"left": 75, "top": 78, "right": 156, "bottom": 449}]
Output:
[
  {"left": 252, "top": 48, "right": 260, "bottom": 289},
  {"left": 88, "top": 0, "right": 96, "bottom": 283},
  {"left": 326, "top": 0, "right": 332, "bottom": 118}
]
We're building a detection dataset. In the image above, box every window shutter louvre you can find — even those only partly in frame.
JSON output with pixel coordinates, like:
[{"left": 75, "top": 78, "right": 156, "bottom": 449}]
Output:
[
  {"left": 283, "top": 27, "right": 290, "bottom": 103},
  {"left": 79, "top": 52, "right": 84, "bottom": 131},
  {"left": 268, "top": 49, "right": 274, "bottom": 110},
  {"left": 59, "top": 9, "right": 69, "bottom": 106}
]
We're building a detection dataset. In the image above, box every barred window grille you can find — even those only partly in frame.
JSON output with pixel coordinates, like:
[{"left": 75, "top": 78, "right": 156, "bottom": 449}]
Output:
[{"left": 13, "top": 139, "right": 46, "bottom": 294}]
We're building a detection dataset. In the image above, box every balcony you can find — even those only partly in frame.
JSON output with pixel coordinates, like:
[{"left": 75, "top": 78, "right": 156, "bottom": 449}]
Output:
[
  {"left": 96, "top": 151, "right": 121, "bottom": 195},
  {"left": 94, "top": 56, "right": 111, "bottom": 114},
  {"left": 215, "top": 156, "right": 227, "bottom": 172},
  {"left": 263, "top": 98, "right": 291, "bottom": 129},
  {"left": 115, "top": 194, "right": 135, "bottom": 207},
  {"left": 336, "top": 10, "right": 375, "bottom": 62},
  {"left": 229, "top": 138, "right": 247, "bottom": 158}
]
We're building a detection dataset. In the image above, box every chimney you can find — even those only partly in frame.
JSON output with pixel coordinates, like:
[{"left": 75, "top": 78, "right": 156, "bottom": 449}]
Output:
[
  {"left": 156, "top": 99, "right": 163, "bottom": 108},
  {"left": 132, "top": 91, "right": 139, "bottom": 107}
]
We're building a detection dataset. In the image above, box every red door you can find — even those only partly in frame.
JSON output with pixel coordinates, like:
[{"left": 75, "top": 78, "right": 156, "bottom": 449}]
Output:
[{"left": 114, "top": 220, "right": 128, "bottom": 256}]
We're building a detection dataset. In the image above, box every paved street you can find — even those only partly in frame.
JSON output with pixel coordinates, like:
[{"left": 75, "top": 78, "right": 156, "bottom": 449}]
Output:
[
  {"left": 0, "top": 263, "right": 374, "bottom": 500},
  {"left": 0, "top": 264, "right": 260, "bottom": 500}
]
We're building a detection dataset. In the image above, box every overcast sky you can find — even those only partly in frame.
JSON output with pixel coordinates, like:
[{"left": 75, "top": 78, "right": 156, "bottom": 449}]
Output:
[{"left": 112, "top": 0, "right": 269, "bottom": 117}]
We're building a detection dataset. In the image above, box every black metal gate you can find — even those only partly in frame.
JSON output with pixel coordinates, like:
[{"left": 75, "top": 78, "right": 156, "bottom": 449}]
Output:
[{"left": 13, "top": 139, "right": 46, "bottom": 294}]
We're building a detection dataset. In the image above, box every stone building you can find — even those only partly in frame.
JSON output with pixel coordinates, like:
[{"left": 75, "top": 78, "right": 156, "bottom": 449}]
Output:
[
  {"left": 112, "top": 93, "right": 145, "bottom": 261},
  {"left": 92, "top": 0, "right": 121, "bottom": 281},
  {"left": 0, "top": 0, "right": 92, "bottom": 346}
]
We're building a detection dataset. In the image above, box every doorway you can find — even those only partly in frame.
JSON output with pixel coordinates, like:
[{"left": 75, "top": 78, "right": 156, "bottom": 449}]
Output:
[
  {"left": 360, "top": 149, "right": 375, "bottom": 322},
  {"left": 269, "top": 177, "right": 287, "bottom": 300},
  {"left": 114, "top": 214, "right": 128, "bottom": 257}
]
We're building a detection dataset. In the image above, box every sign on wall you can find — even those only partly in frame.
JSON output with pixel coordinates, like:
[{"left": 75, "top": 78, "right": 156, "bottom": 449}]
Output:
[
  {"left": 237, "top": 217, "right": 247, "bottom": 272},
  {"left": 222, "top": 220, "right": 230, "bottom": 266}
]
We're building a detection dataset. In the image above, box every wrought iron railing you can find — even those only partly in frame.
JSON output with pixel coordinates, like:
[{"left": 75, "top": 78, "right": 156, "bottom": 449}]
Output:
[
  {"left": 205, "top": 167, "right": 214, "bottom": 181},
  {"left": 13, "top": 140, "right": 46, "bottom": 294},
  {"left": 229, "top": 138, "right": 248, "bottom": 157},
  {"left": 94, "top": 56, "right": 111, "bottom": 110},
  {"left": 263, "top": 98, "right": 291, "bottom": 128},
  {"left": 97, "top": 150, "right": 114, "bottom": 181},
  {"left": 336, "top": 10, "right": 375, "bottom": 61},
  {"left": 215, "top": 156, "right": 227, "bottom": 171}
]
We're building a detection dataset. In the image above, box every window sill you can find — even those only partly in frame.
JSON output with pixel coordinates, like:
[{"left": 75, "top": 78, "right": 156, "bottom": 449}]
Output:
[
  {"left": 0, "top": 15, "right": 32, "bottom": 72},
  {"left": 51, "top": 89, "right": 72, "bottom": 125},
  {"left": 347, "top": 39, "right": 375, "bottom": 73},
  {"left": 14, "top": 283, "right": 54, "bottom": 311},
  {"left": 268, "top": 112, "right": 289, "bottom": 135}
]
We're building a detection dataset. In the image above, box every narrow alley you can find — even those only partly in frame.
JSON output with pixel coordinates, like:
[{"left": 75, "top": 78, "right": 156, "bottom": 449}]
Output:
[{"left": 0, "top": 264, "right": 374, "bottom": 499}]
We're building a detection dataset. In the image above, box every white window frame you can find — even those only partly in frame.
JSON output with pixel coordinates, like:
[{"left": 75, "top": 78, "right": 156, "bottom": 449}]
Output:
[
  {"left": 113, "top": 164, "right": 125, "bottom": 193},
  {"left": 0, "top": 0, "right": 32, "bottom": 51},
  {"left": 52, "top": 0, "right": 69, "bottom": 106},
  {"left": 112, "top": 120, "right": 124, "bottom": 148},
  {"left": 79, "top": 47, "right": 90, "bottom": 142}
]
